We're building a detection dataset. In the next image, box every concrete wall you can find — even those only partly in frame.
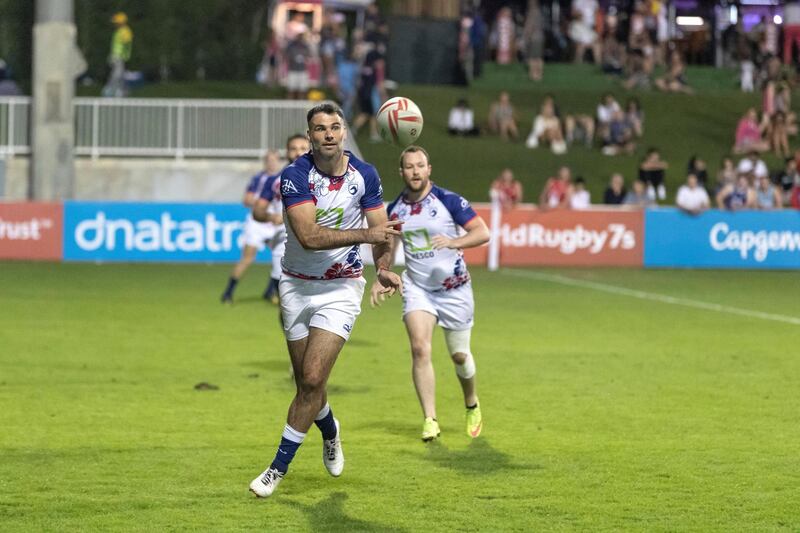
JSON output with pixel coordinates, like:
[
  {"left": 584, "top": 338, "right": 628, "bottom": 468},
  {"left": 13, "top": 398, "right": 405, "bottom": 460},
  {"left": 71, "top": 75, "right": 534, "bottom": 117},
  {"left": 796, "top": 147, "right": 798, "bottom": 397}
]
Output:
[{"left": 1, "top": 156, "right": 265, "bottom": 202}]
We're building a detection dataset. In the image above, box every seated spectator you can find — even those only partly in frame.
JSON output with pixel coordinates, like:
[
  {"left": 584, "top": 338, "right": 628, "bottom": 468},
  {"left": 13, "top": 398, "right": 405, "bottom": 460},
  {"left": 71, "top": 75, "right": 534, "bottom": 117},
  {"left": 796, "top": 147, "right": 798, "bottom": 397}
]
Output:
[
  {"left": 448, "top": 98, "right": 479, "bottom": 136},
  {"left": 526, "top": 98, "right": 566, "bottom": 154},
  {"left": 625, "top": 97, "right": 644, "bottom": 138},
  {"left": 655, "top": 50, "right": 692, "bottom": 94},
  {"left": 569, "top": 176, "right": 591, "bottom": 209},
  {"left": 775, "top": 157, "right": 800, "bottom": 204},
  {"left": 733, "top": 108, "right": 769, "bottom": 154},
  {"left": 596, "top": 93, "right": 620, "bottom": 142},
  {"left": 766, "top": 111, "right": 790, "bottom": 158},
  {"left": 488, "top": 91, "right": 519, "bottom": 141},
  {"left": 676, "top": 173, "right": 710, "bottom": 216},
  {"left": 623, "top": 179, "right": 655, "bottom": 207},
  {"left": 754, "top": 175, "right": 783, "bottom": 210},
  {"left": 569, "top": 0, "right": 601, "bottom": 64},
  {"left": 791, "top": 180, "right": 800, "bottom": 210},
  {"left": 716, "top": 174, "right": 756, "bottom": 210},
  {"left": 601, "top": 110, "right": 635, "bottom": 156},
  {"left": 600, "top": 25, "right": 626, "bottom": 76},
  {"left": 736, "top": 151, "right": 769, "bottom": 182},
  {"left": 638, "top": 147, "right": 669, "bottom": 201},
  {"left": 603, "top": 173, "right": 627, "bottom": 205},
  {"left": 714, "top": 157, "right": 737, "bottom": 195},
  {"left": 687, "top": 155, "right": 708, "bottom": 187},
  {"left": 491, "top": 168, "right": 523, "bottom": 210},
  {"left": 564, "top": 112, "right": 594, "bottom": 148},
  {"left": 622, "top": 48, "right": 652, "bottom": 90},
  {"left": 774, "top": 82, "right": 798, "bottom": 136},
  {"left": 539, "top": 166, "right": 573, "bottom": 209}
]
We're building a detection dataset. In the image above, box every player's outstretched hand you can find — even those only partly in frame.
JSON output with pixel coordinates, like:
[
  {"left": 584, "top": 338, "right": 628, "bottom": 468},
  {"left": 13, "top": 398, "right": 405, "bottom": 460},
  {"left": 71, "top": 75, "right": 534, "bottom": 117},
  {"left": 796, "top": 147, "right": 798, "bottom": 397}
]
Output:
[
  {"left": 370, "top": 269, "right": 402, "bottom": 307},
  {"left": 431, "top": 235, "right": 455, "bottom": 250},
  {"left": 364, "top": 219, "right": 404, "bottom": 245}
]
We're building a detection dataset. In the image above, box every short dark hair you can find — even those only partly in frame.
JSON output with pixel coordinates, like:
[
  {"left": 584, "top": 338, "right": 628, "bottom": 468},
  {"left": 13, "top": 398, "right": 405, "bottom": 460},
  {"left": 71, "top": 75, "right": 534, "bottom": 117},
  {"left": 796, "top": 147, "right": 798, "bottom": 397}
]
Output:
[
  {"left": 306, "top": 102, "right": 345, "bottom": 125},
  {"left": 286, "top": 133, "right": 308, "bottom": 147},
  {"left": 399, "top": 145, "right": 431, "bottom": 167}
]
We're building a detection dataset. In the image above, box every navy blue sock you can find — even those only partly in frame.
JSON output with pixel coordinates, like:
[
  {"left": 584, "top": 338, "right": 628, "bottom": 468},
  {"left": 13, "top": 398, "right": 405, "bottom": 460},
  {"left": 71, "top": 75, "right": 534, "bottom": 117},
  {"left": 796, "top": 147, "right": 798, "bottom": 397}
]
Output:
[
  {"left": 314, "top": 404, "right": 337, "bottom": 440},
  {"left": 270, "top": 425, "right": 305, "bottom": 474},
  {"left": 223, "top": 277, "right": 238, "bottom": 296}
]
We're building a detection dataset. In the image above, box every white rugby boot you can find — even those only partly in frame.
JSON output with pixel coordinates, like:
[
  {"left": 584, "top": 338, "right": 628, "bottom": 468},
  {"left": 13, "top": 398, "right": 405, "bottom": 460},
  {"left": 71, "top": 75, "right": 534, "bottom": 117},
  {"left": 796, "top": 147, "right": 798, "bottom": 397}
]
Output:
[
  {"left": 249, "top": 466, "right": 284, "bottom": 498},
  {"left": 323, "top": 418, "right": 344, "bottom": 477}
]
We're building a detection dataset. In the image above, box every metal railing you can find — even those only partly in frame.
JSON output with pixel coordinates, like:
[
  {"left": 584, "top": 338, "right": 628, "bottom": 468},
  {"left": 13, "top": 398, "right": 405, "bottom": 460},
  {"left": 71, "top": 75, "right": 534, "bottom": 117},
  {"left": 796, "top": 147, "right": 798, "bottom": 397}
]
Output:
[{"left": 0, "top": 96, "right": 361, "bottom": 159}]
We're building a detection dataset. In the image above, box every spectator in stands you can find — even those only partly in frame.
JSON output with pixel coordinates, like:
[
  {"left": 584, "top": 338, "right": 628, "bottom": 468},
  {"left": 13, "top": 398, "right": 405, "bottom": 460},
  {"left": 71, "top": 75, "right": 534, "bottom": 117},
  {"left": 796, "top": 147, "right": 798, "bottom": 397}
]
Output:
[
  {"left": 525, "top": 97, "right": 565, "bottom": 153},
  {"left": 737, "top": 151, "right": 768, "bottom": 182},
  {"left": 784, "top": 1, "right": 800, "bottom": 64},
  {"left": 523, "top": 0, "right": 544, "bottom": 81},
  {"left": 766, "top": 111, "right": 790, "bottom": 158},
  {"left": 491, "top": 168, "right": 523, "bottom": 210},
  {"left": 491, "top": 7, "right": 517, "bottom": 65},
  {"left": 601, "top": 109, "right": 635, "bottom": 156},
  {"left": 285, "top": 32, "right": 311, "bottom": 100},
  {"left": 569, "top": 0, "right": 601, "bottom": 64},
  {"left": 715, "top": 157, "right": 737, "bottom": 194},
  {"left": 564, "top": 111, "right": 594, "bottom": 148},
  {"left": 320, "top": 18, "right": 346, "bottom": 91},
  {"left": 624, "top": 179, "right": 654, "bottom": 207},
  {"left": 600, "top": 17, "right": 626, "bottom": 76},
  {"left": 352, "top": 42, "right": 385, "bottom": 142},
  {"left": 596, "top": 93, "right": 620, "bottom": 144},
  {"left": 448, "top": 98, "right": 479, "bottom": 136},
  {"left": 733, "top": 108, "right": 769, "bottom": 155},
  {"left": 655, "top": 50, "right": 692, "bottom": 94},
  {"left": 625, "top": 97, "right": 644, "bottom": 138},
  {"left": 603, "top": 173, "right": 627, "bottom": 205},
  {"left": 687, "top": 155, "right": 708, "bottom": 187},
  {"left": 638, "top": 147, "right": 668, "bottom": 201},
  {"left": 470, "top": 10, "right": 488, "bottom": 79},
  {"left": 488, "top": 91, "right": 519, "bottom": 142},
  {"left": 0, "top": 59, "right": 21, "bottom": 96},
  {"left": 622, "top": 49, "right": 652, "bottom": 90},
  {"left": 754, "top": 174, "right": 783, "bottom": 210},
  {"left": 775, "top": 157, "right": 800, "bottom": 204},
  {"left": 539, "top": 166, "right": 573, "bottom": 209},
  {"left": 285, "top": 12, "right": 309, "bottom": 41},
  {"left": 570, "top": 176, "right": 591, "bottom": 209},
  {"left": 676, "top": 173, "right": 710, "bottom": 216},
  {"left": 102, "top": 12, "right": 133, "bottom": 97},
  {"left": 791, "top": 179, "right": 800, "bottom": 209},
  {"left": 716, "top": 174, "right": 756, "bottom": 210}
]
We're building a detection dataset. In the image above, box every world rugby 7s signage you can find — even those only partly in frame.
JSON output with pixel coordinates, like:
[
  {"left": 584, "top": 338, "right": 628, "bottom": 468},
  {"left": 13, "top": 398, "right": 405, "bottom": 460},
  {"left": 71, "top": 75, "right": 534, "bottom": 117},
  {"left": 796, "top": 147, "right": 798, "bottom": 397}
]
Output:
[{"left": 63, "top": 202, "right": 272, "bottom": 262}]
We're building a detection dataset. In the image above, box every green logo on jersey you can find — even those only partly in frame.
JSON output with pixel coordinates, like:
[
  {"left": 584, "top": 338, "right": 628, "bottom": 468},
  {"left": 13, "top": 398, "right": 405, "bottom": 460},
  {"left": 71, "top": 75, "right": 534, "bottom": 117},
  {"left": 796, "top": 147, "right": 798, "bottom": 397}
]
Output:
[
  {"left": 403, "top": 229, "right": 433, "bottom": 252},
  {"left": 315, "top": 207, "right": 344, "bottom": 229}
]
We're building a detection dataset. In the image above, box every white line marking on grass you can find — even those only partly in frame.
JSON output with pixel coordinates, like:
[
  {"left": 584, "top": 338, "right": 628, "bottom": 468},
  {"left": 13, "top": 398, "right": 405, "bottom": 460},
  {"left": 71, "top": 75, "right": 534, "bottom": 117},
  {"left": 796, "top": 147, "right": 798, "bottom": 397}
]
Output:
[{"left": 503, "top": 269, "right": 800, "bottom": 326}]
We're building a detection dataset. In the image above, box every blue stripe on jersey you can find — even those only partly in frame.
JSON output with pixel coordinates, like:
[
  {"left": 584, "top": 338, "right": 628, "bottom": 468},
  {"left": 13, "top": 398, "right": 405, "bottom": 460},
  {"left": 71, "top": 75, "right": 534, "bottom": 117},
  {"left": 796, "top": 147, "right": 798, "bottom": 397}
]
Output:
[{"left": 430, "top": 185, "right": 477, "bottom": 227}]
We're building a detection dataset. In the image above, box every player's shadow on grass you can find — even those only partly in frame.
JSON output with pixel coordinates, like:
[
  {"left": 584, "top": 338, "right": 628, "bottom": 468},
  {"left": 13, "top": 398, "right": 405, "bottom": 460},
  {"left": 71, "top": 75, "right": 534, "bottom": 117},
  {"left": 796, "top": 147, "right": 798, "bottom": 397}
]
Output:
[
  {"left": 422, "top": 438, "right": 540, "bottom": 476},
  {"left": 284, "top": 491, "right": 408, "bottom": 533}
]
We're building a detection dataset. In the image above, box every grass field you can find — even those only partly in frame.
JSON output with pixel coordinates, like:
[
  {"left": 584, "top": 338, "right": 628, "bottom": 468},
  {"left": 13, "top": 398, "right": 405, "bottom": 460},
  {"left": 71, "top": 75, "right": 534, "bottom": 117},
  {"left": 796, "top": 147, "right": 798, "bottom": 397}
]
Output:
[{"left": 2, "top": 262, "right": 799, "bottom": 531}]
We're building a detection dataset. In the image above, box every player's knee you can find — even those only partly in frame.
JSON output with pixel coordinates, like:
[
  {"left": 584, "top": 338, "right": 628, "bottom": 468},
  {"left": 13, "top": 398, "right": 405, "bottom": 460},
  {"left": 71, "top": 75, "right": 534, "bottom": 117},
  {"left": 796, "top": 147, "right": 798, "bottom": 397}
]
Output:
[
  {"left": 451, "top": 352, "right": 467, "bottom": 365},
  {"left": 444, "top": 329, "right": 475, "bottom": 378},
  {"left": 299, "top": 370, "right": 326, "bottom": 394},
  {"left": 410, "top": 341, "right": 431, "bottom": 361},
  {"left": 453, "top": 352, "right": 476, "bottom": 379}
]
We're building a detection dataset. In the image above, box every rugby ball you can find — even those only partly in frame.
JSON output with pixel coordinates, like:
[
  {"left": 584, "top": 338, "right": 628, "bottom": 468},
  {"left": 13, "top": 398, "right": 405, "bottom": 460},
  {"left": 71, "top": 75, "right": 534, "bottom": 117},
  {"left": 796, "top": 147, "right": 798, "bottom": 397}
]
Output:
[{"left": 376, "top": 97, "right": 424, "bottom": 146}]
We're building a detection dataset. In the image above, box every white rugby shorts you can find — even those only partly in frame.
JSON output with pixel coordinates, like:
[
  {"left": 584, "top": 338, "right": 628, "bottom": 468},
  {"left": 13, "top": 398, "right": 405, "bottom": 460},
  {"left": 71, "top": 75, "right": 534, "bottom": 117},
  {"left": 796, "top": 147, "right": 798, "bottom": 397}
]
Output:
[
  {"left": 401, "top": 271, "right": 474, "bottom": 331},
  {"left": 280, "top": 275, "right": 366, "bottom": 341},
  {"left": 242, "top": 215, "right": 276, "bottom": 250}
]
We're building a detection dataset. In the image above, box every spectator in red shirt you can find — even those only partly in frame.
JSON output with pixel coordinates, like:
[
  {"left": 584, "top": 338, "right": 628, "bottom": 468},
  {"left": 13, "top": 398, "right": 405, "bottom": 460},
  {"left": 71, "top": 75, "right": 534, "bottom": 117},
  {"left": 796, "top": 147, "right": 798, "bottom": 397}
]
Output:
[
  {"left": 539, "top": 166, "right": 573, "bottom": 209},
  {"left": 491, "top": 168, "right": 523, "bottom": 211}
]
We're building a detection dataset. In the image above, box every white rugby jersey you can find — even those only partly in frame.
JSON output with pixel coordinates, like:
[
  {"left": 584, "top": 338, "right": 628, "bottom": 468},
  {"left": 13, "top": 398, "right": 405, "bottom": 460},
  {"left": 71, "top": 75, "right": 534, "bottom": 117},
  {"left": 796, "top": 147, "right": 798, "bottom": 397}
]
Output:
[
  {"left": 281, "top": 152, "right": 384, "bottom": 279},
  {"left": 387, "top": 184, "right": 478, "bottom": 292},
  {"left": 259, "top": 173, "right": 284, "bottom": 225}
]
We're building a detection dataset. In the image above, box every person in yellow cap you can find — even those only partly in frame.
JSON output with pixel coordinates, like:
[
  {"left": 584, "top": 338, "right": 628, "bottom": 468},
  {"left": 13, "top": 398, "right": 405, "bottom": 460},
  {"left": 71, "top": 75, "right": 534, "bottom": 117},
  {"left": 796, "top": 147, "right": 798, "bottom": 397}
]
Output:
[{"left": 103, "top": 12, "right": 133, "bottom": 97}]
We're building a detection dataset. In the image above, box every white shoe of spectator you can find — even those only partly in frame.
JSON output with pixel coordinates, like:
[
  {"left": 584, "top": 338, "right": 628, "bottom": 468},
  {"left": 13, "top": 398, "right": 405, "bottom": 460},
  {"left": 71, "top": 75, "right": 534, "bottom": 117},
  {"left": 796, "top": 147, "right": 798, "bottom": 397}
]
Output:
[
  {"left": 525, "top": 133, "right": 539, "bottom": 149},
  {"left": 551, "top": 140, "right": 567, "bottom": 155},
  {"left": 657, "top": 184, "right": 666, "bottom": 200}
]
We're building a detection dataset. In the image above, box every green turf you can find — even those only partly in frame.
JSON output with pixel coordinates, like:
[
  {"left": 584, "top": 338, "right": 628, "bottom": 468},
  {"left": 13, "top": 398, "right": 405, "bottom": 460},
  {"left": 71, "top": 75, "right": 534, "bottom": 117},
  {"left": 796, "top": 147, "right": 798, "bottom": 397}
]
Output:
[{"left": 1, "top": 262, "right": 799, "bottom": 531}]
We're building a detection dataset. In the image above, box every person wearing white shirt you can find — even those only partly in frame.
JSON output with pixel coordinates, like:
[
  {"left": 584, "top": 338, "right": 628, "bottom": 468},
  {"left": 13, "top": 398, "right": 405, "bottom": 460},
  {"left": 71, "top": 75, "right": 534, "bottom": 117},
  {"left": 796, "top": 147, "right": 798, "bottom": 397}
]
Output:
[
  {"left": 676, "top": 173, "right": 710, "bottom": 215},
  {"left": 447, "top": 98, "right": 479, "bottom": 136},
  {"left": 736, "top": 152, "right": 768, "bottom": 180},
  {"left": 570, "top": 177, "right": 591, "bottom": 209}
]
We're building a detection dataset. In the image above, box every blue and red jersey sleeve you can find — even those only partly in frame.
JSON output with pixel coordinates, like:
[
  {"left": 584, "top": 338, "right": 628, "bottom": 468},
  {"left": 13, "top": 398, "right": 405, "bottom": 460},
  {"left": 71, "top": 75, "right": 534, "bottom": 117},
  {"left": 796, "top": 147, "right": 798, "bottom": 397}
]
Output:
[{"left": 435, "top": 185, "right": 478, "bottom": 227}]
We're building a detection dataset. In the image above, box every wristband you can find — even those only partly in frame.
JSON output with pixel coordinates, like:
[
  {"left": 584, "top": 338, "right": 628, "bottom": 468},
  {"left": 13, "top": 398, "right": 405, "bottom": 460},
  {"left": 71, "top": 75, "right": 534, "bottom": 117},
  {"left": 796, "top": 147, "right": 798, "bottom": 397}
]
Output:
[{"left": 377, "top": 266, "right": 390, "bottom": 274}]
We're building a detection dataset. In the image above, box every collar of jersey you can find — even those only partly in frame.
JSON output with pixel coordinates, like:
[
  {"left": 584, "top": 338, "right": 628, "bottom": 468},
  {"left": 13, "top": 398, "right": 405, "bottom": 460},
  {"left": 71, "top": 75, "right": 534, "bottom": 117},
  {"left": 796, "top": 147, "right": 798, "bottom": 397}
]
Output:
[
  {"left": 311, "top": 151, "right": 353, "bottom": 180},
  {"left": 402, "top": 181, "right": 435, "bottom": 205}
]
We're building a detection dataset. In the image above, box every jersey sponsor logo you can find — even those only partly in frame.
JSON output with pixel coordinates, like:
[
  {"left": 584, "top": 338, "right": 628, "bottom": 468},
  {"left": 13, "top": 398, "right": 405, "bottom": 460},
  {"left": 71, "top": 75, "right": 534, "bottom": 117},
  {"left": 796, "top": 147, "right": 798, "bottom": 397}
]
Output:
[
  {"left": 282, "top": 180, "right": 299, "bottom": 195},
  {"left": 348, "top": 184, "right": 358, "bottom": 195},
  {"left": 403, "top": 228, "right": 433, "bottom": 252},
  {"left": 460, "top": 198, "right": 469, "bottom": 209},
  {"left": 316, "top": 207, "right": 344, "bottom": 229}
]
